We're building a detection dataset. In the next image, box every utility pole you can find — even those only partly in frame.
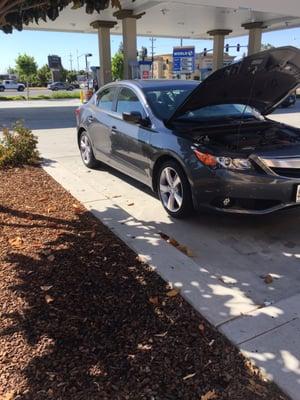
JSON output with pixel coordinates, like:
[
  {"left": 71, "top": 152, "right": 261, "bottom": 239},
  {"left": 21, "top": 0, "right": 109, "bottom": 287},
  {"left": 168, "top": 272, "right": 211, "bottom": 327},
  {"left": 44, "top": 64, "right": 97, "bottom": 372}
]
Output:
[
  {"left": 149, "top": 37, "right": 156, "bottom": 78},
  {"left": 76, "top": 49, "right": 79, "bottom": 71},
  {"left": 69, "top": 53, "right": 73, "bottom": 71}
]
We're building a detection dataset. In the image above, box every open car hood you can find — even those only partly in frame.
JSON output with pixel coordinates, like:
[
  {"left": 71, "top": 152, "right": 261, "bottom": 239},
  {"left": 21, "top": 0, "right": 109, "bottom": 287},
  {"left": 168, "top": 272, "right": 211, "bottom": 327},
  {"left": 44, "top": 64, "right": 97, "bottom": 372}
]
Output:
[{"left": 167, "top": 46, "right": 300, "bottom": 125}]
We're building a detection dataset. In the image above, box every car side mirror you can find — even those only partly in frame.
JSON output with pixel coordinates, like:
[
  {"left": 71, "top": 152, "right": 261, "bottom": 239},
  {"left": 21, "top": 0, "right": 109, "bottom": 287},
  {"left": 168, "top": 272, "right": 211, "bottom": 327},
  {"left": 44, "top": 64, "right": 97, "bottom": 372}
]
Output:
[{"left": 122, "top": 111, "right": 150, "bottom": 127}]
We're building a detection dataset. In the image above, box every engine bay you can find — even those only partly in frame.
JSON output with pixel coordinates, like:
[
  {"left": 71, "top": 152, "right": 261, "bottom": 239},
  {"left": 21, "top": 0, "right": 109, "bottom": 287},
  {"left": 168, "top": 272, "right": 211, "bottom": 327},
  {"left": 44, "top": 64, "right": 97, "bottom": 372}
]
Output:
[{"left": 193, "top": 120, "right": 300, "bottom": 155}]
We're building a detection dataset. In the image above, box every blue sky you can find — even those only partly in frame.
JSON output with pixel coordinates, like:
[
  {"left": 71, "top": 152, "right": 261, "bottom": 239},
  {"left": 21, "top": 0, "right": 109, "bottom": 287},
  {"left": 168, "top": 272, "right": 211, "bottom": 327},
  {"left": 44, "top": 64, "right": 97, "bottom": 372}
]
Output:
[{"left": 0, "top": 27, "right": 299, "bottom": 72}]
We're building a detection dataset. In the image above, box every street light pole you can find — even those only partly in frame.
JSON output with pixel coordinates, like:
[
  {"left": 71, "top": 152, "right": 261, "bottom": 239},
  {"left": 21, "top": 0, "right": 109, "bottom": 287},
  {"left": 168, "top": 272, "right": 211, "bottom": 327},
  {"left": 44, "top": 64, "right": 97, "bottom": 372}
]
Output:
[{"left": 84, "top": 53, "right": 93, "bottom": 82}]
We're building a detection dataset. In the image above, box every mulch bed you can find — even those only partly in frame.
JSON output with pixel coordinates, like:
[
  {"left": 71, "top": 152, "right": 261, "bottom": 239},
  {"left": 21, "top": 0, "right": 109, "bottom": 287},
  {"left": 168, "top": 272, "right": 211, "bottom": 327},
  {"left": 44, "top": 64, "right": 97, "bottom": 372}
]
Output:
[{"left": 0, "top": 166, "right": 289, "bottom": 400}]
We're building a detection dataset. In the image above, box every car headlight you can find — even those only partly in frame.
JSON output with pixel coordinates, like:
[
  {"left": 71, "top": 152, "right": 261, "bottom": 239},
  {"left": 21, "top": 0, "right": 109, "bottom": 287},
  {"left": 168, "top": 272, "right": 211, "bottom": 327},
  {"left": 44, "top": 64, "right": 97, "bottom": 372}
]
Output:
[
  {"left": 216, "top": 156, "right": 252, "bottom": 170},
  {"left": 193, "top": 149, "right": 252, "bottom": 170}
]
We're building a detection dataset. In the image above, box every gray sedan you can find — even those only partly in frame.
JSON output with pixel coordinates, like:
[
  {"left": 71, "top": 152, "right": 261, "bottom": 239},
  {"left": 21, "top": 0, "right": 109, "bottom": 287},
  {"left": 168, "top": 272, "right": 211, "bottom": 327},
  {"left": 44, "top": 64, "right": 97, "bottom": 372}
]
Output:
[{"left": 76, "top": 46, "right": 300, "bottom": 218}]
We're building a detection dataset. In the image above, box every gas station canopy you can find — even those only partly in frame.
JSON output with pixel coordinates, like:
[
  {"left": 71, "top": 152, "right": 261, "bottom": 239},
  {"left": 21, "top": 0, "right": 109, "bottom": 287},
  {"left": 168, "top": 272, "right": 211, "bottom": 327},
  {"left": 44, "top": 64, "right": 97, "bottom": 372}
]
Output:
[{"left": 25, "top": 0, "right": 300, "bottom": 38}]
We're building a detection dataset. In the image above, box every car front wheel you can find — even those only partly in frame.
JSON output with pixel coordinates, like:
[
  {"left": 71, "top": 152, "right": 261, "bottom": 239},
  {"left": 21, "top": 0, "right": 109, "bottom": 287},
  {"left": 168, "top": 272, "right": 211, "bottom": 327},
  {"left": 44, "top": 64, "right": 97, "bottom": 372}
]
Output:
[
  {"left": 157, "top": 160, "right": 193, "bottom": 218},
  {"left": 18, "top": 86, "right": 24, "bottom": 92},
  {"left": 79, "top": 131, "right": 98, "bottom": 169}
]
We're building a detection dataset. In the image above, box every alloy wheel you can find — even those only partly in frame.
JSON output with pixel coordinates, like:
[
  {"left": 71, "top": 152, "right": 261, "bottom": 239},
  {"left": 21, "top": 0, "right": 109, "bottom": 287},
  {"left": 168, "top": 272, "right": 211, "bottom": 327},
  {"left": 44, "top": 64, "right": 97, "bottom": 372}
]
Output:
[
  {"left": 80, "top": 134, "right": 92, "bottom": 165},
  {"left": 159, "top": 166, "right": 183, "bottom": 212}
]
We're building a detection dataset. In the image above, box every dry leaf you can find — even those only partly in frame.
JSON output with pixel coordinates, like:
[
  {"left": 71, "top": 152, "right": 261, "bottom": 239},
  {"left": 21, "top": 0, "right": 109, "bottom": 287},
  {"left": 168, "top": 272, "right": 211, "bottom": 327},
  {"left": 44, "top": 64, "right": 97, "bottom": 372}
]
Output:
[
  {"left": 47, "top": 207, "right": 56, "bottom": 213},
  {"left": 183, "top": 372, "right": 196, "bottom": 380},
  {"left": 264, "top": 274, "right": 273, "bottom": 284},
  {"left": 159, "top": 231, "right": 169, "bottom": 240},
  {"left": 45, "top": 294, "right": 54, "bottom": 304},
  {"left": 149, "top": 296, "right": 159, "bottom": 305},
  {"left": 40, "top": 285, "right": 53, "bottom": 292},
  {"left": 201, "top": 390, "right": 217, "bottom": 400},
  {"left": 168, "top": 237, "right": 179, "bottom": 247},
  {"left": 9, "top": 236, "right": 23, "bottom": 248},
  {"left": 127, "top": 201, "right": 134, "bottom": 206},
  {"left": 2, "top": 391, "right": 15, "bottom": 400},
  {"left": 47, "top": 255, "right": 55, "bottom": 262},
  {"left": 72, "top": 203, "right": 82, "bottom": 214},
  {"left": 166, "top": 288, "right": 180, "bottom": 297},
  {"left": 198, "top": 323, "right": 205, "bottom": 333},
  {"left": 154, "top": 331, "right": 168, "bottom": 337},
  {"left": 90, "top": 231, "right": 96, "bottom": 239},
  {"left": 177, "top": 244, "right": 193, "bottom": 257}
]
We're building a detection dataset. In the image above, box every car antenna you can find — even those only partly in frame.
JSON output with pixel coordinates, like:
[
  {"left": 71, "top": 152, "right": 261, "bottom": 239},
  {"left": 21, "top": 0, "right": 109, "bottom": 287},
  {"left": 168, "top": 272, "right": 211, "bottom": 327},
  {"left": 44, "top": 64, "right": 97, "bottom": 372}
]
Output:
[{"left": 236, "top": 64, "right": 259, "bottom": 149}]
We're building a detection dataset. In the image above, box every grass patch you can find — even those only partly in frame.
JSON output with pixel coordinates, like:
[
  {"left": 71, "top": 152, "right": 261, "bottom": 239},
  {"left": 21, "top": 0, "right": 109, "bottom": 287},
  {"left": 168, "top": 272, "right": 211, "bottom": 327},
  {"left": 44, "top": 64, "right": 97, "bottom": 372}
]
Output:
[{"left": 0, "top": 91, "right": 80, "bottom": 101}]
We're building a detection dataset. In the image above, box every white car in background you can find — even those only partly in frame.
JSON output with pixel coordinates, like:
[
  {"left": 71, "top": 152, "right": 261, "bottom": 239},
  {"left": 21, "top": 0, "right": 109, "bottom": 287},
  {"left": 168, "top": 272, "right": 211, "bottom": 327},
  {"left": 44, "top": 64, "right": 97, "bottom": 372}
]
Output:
[{"left": 0, "top": 80, "right": 25, "bottom": 92}]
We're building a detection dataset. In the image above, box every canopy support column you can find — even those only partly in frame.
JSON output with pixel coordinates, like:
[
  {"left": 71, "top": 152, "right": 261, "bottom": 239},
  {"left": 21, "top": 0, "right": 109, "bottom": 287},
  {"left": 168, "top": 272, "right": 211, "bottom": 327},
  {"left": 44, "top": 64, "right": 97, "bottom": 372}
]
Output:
[
  {"left": 242, "top": 22, "right": 266, "bottom": 55},
  {"left": 91, "top": 20, "right": 117, "bottom": 86},
  {"left": 114, "top": 9, "right": 145, "bottom": 79},
  {"left": 207, "top": 29, "right": 232, "bottom": 71}
]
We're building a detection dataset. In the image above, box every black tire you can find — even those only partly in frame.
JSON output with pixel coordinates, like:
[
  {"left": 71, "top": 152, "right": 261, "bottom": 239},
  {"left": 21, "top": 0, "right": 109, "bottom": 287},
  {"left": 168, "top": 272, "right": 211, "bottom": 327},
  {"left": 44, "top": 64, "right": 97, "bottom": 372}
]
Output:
[
  {"left": 18, "top": 86, "right": 24, "bottom": 92},
  {"left": 0, "top": 86, "right": 4, "bottom": 92},
  {"left": 157, "top": 160, "right": 193, "bottom": 219},
  {"left": 79, "top": 131, "right": 99, "bottom": 169}
]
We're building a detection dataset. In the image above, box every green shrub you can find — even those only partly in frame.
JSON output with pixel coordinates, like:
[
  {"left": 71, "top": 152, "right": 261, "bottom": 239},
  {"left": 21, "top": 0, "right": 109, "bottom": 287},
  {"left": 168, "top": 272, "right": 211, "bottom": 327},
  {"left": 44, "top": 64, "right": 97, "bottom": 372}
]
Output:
[{"left": 0, "top": 121, "right": 40, "bottom": 168}]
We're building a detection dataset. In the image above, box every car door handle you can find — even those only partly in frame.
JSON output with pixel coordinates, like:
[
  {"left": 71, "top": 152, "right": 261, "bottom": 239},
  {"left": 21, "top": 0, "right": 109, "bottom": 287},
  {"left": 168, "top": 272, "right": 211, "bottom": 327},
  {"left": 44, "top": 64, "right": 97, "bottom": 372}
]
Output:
[{"left": 88, "top": 116, "right": 94, "bottom": 123}]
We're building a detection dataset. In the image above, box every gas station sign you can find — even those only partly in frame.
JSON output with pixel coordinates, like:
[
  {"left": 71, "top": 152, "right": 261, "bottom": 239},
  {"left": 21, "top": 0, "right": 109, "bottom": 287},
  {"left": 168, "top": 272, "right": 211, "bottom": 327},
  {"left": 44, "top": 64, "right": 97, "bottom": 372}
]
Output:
[{"left": 173, "top": 46, "right": 195, "bottom": 74}]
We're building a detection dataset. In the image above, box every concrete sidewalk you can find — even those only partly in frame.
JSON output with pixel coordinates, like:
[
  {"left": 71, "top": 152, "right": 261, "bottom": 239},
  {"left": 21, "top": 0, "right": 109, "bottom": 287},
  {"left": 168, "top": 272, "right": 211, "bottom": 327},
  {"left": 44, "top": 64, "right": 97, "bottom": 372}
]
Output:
[{"left": 2, "top": 99, "right": 300, "bottom": 399}]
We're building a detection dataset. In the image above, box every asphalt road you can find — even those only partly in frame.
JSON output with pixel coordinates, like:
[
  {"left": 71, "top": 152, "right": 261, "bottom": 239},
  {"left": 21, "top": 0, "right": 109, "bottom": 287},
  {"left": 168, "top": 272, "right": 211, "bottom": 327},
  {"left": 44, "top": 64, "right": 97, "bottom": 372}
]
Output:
[{"left": 0, "top": 88, "right": 81, "bottom": 97}]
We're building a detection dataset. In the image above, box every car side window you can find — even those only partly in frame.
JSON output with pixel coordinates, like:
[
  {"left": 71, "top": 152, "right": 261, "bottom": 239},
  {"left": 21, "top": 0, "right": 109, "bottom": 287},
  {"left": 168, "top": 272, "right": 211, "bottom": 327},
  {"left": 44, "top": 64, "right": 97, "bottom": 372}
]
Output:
[
  {"left": 97, "top": 87, "right": 116, "bottom": 111},
  {"left": 116, "top": 87, "right": 145, "bottom": 117}
]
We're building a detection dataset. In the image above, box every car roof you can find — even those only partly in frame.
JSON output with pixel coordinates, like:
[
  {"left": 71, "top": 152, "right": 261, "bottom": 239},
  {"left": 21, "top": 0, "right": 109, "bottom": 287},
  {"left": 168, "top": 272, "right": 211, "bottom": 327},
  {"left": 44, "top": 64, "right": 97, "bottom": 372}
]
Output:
[{"left": 112, "top": 79, "right": 198, "bottom": 90}]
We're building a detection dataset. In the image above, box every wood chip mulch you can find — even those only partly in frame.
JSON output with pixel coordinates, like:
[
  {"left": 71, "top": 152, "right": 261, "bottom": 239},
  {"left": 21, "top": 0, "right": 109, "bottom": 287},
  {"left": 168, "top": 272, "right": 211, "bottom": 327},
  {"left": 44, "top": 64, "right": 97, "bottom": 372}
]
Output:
[{"left": 0, "top": 166, "right": 289, "bottom": 400}]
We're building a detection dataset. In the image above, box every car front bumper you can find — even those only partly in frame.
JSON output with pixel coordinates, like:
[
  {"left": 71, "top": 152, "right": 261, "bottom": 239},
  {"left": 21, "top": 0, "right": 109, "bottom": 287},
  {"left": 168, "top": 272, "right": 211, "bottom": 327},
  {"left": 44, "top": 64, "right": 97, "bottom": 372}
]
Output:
[{"left": 191, "top": 167, "right": 300, "bottom": 214}]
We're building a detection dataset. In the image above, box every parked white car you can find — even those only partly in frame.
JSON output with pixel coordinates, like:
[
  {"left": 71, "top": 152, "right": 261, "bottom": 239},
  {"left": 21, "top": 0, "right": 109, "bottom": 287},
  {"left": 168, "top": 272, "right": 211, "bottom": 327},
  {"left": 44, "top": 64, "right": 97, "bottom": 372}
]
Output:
[{"left": 0, "top": 80, "right": 25, "bottom": 92}]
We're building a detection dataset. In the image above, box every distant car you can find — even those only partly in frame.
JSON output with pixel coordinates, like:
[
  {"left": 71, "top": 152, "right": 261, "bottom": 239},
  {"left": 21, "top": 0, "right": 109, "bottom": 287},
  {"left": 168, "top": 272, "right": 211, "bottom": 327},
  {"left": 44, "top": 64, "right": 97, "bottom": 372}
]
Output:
[
  {"left": 47, "top": 82, "right": 74, "bottom": 91},
  {"left": 0, "top": 80, "right": 25, "bottom": 92},
  {"left": 70, "top": 82, "right": 80, "bottom": 89},
  {"left": 280, "top": 91, "right": 297, "bottom": 108},
  {"left": 76, "top": 46, "right": 300, "bottom": 218}
]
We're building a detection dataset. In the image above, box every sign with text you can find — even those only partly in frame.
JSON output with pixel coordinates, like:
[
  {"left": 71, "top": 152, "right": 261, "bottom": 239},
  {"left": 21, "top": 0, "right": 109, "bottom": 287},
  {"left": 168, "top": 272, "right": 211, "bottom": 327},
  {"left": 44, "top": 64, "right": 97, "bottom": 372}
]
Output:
[
  {"left": 48, "top": 55, "right": 62, "bottom": 71},
  {"left": 173, "top": 46, "right": 195, "bottom": 74}
]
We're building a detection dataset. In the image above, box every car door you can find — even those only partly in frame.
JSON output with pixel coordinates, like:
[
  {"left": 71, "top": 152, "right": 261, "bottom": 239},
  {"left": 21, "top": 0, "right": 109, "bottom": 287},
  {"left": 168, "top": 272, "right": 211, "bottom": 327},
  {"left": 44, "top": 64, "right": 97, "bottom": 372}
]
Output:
[
  {"left": 5, "top": 81, "right": 12, "bottom": 89},
  {"left": 109, "top": 86, "right": 152, "bottom": 182},
  {"left": 87, "top": 86, "right": 117, "bottom": 163}
]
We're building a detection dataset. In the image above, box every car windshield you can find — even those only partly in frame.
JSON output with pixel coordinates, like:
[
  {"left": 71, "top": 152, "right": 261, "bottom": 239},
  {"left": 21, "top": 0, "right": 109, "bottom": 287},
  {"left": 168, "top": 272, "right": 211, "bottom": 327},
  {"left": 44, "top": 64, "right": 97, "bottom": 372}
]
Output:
[
  {"left": 144, "top": 86, "right": 194, "bottom": 121},
  {"left": 144, "top": 86, "right": 262, "bottom": 122},
  {"left": 176, "top": 104, "right": 262, "bottom": 122}
]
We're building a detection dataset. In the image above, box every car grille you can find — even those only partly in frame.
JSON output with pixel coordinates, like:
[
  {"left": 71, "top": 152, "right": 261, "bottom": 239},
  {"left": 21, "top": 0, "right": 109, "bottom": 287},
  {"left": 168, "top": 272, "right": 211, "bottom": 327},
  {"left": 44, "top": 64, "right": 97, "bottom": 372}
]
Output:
[{"left": 271, "top": 167, "right": 300, "bottom": 178}]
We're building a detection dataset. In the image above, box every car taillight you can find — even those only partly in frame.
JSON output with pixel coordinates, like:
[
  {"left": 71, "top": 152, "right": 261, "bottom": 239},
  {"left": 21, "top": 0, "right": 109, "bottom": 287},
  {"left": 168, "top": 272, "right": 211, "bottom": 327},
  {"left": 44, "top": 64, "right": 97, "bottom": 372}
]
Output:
[
  {"left": 75, "top": 108, "right": 80, "bottom": 117},
  {"left": 193, "top": 149, "right": 217, "bottom": 167}
]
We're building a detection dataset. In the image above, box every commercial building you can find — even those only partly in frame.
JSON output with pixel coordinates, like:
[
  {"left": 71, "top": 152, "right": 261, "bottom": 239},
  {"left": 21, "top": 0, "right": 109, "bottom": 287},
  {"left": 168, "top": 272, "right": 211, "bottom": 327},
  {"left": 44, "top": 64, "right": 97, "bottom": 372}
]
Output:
[{"left": 153, "top": 52, "right": 235, "bottom": 80}]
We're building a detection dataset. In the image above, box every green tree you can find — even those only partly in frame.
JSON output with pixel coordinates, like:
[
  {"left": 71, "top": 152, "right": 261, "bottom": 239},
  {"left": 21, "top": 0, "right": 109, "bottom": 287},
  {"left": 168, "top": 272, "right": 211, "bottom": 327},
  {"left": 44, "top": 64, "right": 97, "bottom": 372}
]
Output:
[
  {"left": 67, "top": 70, "right": 78, "bottom": 83},
  {"left": 112, "top": 51, "right": 124, "bottom": 80},
  {"left": 1, "top": 1, "right": 119, "bottom": 33},
  {"left": 37, "top": 64, "right": 52, "bottom": 87},
  {"left": 7, "top": 66, "right": 16, "bottom": 74},
  {"left": 60, "top": 68, "right": 68, "bottom": 83},
  {"left": 15, "top": 54, "right": 38, "bottom": 98}
]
